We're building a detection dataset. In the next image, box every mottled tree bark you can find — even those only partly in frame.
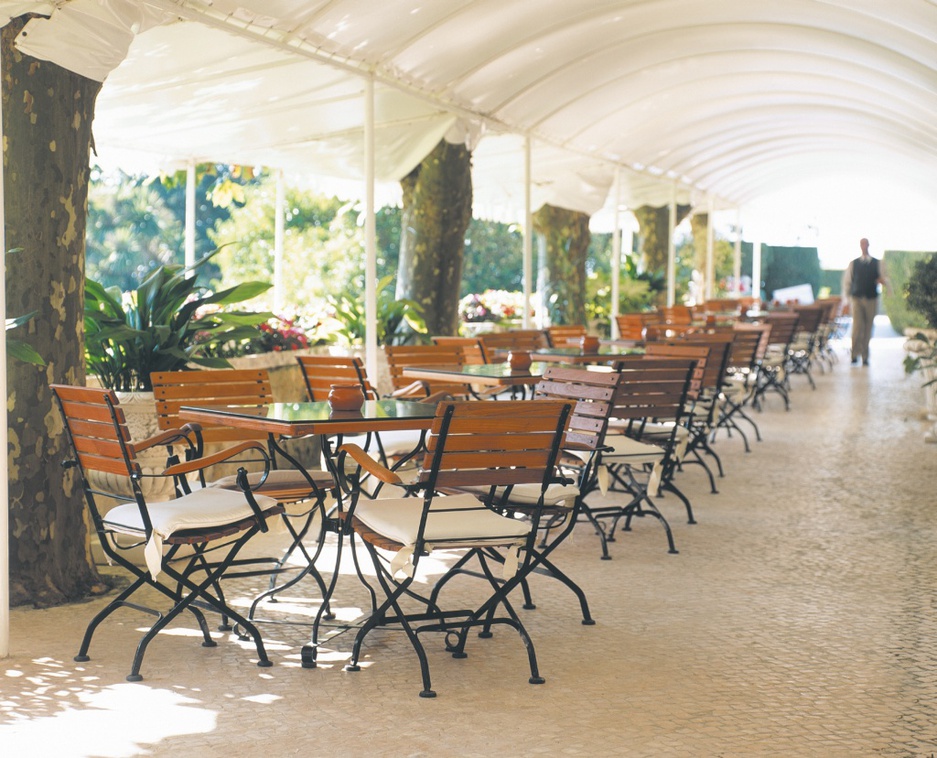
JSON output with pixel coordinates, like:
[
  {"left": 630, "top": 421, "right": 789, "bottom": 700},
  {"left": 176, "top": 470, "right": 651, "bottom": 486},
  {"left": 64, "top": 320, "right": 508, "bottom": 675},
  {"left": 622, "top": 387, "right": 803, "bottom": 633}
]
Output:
[
  {"left": 532, "top": 204, "right": 591, "bottom": 325},
  {"left": 632, "top": 203, "right": 691, "bottom": 275},
  {"left": 397, "top": 139, "right": 472, "bottom": 336},
  {"left": 3, "top": 18, "right": 105, "bottom": 606}
]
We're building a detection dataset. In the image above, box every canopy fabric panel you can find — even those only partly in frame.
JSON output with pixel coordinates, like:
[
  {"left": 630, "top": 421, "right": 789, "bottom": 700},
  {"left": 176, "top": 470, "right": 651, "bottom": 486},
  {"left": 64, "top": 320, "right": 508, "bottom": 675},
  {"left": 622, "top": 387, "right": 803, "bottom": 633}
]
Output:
[{"left": 2, "top": 0, "right": 936, "bottom": 219}]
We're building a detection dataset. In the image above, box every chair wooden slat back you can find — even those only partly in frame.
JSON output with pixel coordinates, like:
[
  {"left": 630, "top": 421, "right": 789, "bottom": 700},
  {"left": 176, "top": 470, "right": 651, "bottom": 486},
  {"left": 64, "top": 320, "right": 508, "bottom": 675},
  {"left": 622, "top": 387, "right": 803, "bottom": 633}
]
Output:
[
  {"left": 680, "top": 333, "right": 734, "bottom": 394},
  {"left": 724, "top": 326, "right": 764, "bottom": 372},
  {"left": 615, "top": 312, "right": 660, "bottom": 340},
  {"left": 478, "top": 329, "right": 549, "bottom": 355},
  {"left": 418, "top": 400, "right": 571, "bottom": 489},
  {"left": 763, "top": 312, "right": 800, "bottom": 349},
  {"left": 431, "top": 336, "right": 487, "bottom": 364},
  {"left": 643, "top": 343, "right": 708, "bottom": 399},
  {"left": 151, "top": 369, "right": 272, "bottom": 445},
  {"left": 545, "top": 325, "right": 588, "bottom": 347},
  {"left": 734, "top": 321, "right": 772, "bottom": 362},
  {"left": 609, "top": 356, "right": 697, "bottom": 430},
  {"left": 534, "top": 366, "right": 619, "bottom": 451},
  {"left": 661, "top": 305, "right": 692, "bottom": 325},
  {"left": 50, "top": 384, "right": 137, "bottom": 478},
  {"left": 383, "top": 344, "right": 469, "bottom": 397},
  {"left": 296, "top": 354, "right": 375, "bottom": 401},
  {"left": 791, "top": 305, "right": 824, "bottom": 335}
]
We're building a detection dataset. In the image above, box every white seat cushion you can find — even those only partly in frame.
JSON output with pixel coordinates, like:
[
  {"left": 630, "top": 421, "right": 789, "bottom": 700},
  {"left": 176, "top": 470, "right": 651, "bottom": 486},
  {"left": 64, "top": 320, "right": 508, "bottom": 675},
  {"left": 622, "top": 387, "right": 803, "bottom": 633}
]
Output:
[
  {"left": 353, "top": 492, "right": 530, "bottom": 549},
  {"left": 608, "top": 419, "right": 690, "bottom": 443},
  {"left": 601, "top": 433, "right": 666, "bottom": 465},
  {"left": 104, "top": 487, "right": 278, "bottom": 579},
  {"left": 210, "top": 468, "right": 332, "bottom": 491},
  {"left": 457, "top": 482, "right": 580, "bottom": 507}
]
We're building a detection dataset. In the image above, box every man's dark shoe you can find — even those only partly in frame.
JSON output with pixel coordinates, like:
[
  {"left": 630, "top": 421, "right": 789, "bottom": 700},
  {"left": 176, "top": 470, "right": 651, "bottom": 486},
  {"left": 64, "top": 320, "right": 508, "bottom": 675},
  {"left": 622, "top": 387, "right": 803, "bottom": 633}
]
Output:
[
  {"left": 851, "top": 357, "right": 859, "bottom": 364},
  {"left": 863, "top": 359, "right": 869, "bottom": 366}
]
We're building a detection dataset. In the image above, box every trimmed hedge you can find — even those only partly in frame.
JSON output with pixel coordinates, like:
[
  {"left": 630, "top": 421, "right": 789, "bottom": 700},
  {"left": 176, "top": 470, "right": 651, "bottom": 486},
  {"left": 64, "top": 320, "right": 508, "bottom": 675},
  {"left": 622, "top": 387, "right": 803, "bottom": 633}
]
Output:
[{"left": 882, "top": 250, "right": 935, "bottom": 333}]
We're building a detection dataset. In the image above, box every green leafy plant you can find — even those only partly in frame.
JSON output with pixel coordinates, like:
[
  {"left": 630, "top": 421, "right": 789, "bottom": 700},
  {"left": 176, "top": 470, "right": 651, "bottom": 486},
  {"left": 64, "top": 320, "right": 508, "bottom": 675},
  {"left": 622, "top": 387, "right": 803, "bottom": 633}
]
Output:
[
  {"left": 84, "top": 249, "right": 274, "bottom": 392},
  {"left": 328, "top": 275, "right": 426, "bottom": 345},
  {"left": 6, "top": 311, "right": 44, "bottom": 365}
]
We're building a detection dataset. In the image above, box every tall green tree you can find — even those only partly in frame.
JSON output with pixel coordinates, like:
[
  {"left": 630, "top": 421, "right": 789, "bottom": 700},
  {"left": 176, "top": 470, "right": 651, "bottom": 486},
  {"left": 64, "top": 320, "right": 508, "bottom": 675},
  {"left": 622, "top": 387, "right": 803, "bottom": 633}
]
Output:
[
  {"left": 688, "top": 212, "right": 736, "bottom": 297},
  {"left": 3, "top": 17, "right": 104, "bottom": 606},
  {"left": 86, "top": 170, "right": 182, "bottom": 291},
  {"left": 396, "top": 139, "right": 473, "bottom": 336},
  {"left": 632, "top": 203, "right": 691, "bottom": 275},
  {"left": 533, "top": 204, "right": 591, "bottom": 325}
]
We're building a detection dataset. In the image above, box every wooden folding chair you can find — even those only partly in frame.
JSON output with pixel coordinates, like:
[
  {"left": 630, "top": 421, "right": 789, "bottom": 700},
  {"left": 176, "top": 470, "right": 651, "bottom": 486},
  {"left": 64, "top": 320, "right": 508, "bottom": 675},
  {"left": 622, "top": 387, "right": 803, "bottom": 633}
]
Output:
[
  {"left": 51, "top": 383, "right": 285, "bottom": 681},
  {"left": 601, "top": 356, "right": 699, "bottom": 554},
  {"left": 545, "top": 324, "right": 588, "bottom": 347},
  {"left": 383, "top": 343, "right": 471, "bottom": 399},
  {"left": 296, "top": 354, "right": 377, "bottom": 401},
  {"left": 150, "top": 369, "right": 336, "bottom": 617},
  {"left": 303, "top": 399, "right": 572, "bottom": 697}
]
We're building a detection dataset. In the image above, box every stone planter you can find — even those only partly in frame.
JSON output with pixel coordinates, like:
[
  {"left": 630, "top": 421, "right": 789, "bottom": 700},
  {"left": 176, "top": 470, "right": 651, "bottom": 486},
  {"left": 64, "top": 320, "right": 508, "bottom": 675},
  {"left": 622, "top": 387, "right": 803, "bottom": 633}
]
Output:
[
  {"left": 84, "top": 389, "right": 178, "bottom": 566},
  {"left": 902, "top": 328, "right": 937, "bottom": 443}
]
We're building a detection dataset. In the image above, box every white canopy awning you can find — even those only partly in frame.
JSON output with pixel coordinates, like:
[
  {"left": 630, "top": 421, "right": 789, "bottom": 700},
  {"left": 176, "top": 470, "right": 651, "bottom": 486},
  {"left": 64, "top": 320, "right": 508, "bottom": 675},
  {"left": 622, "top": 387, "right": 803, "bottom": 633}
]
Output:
[{"left": 6, "top": 0, "right": 934, "bottom": 225}]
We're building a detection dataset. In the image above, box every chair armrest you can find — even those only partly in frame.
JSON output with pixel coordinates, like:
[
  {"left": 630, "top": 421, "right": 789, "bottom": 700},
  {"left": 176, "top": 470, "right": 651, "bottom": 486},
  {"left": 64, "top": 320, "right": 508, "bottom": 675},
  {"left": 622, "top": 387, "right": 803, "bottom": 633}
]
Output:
[
  {"left": 162, "top": 440, "right": 270, "bottom": 477},
  {"left": 422, "top": 390, "right": 455, "bottom": 404},
  {"left": 386, "top": 380, "right": 430, "bottom": 399},
  {"left": 337, "top": 443, "right": 404, "bottom": 486},
  {"left": 134, "top": 425, "right": 198, "bottom": 452}
]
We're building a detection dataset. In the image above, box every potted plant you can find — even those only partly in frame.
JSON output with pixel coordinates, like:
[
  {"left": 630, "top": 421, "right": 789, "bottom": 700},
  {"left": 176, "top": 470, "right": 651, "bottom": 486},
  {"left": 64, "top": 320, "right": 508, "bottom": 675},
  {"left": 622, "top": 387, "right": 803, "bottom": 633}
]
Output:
[
  {"left": 85, "top": 249, "right": 274, "bottom": 392},
  {"left": 83, "top": 251, "right": 274, "bottom": 508}
]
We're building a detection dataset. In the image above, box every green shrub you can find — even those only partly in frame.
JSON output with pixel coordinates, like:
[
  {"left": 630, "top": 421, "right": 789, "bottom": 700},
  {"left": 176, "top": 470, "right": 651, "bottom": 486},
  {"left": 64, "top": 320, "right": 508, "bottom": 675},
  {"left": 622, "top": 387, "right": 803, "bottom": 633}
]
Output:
[
  {"left": 904, "top": 252, "right": 937, "bottom": 329},
  {"left": 883, "top": 250, "right": 934, "bottom": 333}
]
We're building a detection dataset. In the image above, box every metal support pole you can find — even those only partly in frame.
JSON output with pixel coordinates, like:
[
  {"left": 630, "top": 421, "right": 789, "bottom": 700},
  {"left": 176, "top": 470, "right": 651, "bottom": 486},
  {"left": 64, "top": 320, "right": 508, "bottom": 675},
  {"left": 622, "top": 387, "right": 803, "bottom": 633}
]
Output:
[
  {"left": 666, "top": 182, "right": 677, "bottom": 307},
  {"left": 364, "top": 77, "right": 378, "bottom": 384},
  {"left": 523, "top": 136, "right": 533, "bottom": 329},
  {"left": 274, "top": 169, "right": 285, "bottom": 313},
  {"left": 733, "top": 208, "right": 743, "bottom": 298},
  {"left": 184, "top": 159, "right": 196, "bottom": 273},
  {"left": 705, "top": 193, "right": 715, "bottom": 300},
  {"left": 610, "top": 170, "right": 621, "bottom": 338},
  {"left": 753, "top": 241, "right": 763, "bottom": 306}
]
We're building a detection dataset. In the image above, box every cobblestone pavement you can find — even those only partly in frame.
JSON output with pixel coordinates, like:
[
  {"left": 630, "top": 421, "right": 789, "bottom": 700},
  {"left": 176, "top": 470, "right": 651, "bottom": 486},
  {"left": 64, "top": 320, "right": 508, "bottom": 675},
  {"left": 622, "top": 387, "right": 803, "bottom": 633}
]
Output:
[{"left": 3, "top": 335, "right": 936, "bottom": 757}]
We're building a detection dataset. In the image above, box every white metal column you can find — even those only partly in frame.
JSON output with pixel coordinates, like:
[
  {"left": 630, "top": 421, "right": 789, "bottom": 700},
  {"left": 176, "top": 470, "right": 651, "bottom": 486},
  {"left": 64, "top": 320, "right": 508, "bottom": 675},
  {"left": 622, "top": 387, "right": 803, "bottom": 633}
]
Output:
[
  {"left": 666, "top": 182, "right": 677, "bottom": 307},
  {"left": 753, "top": 241, "right": 763, "bottom": 306},
  {"left": 364, "top": 77, "right": 378, "bottom": 383},
  {"left": 522, "top": 136, "right": 533, "bottom": 329},
  {"left": 705, "top": 193, "right": 715, "bottom": 300},
  {"left": 733, "top": 208, "right": 742, "bottom": 298},
  {"left": 274, "top": 169, "right": 285, "bottom": 313},
  {"left": 184, "top": 159, "right": 196, "bottom": 273},
  {"left": 610, "top": 170, "right": 621, "bottom": 338}
]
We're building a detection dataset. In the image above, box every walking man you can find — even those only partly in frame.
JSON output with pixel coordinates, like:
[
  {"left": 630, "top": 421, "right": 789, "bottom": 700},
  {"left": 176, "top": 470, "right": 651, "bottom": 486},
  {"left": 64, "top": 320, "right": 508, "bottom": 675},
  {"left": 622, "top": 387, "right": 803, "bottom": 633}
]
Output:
[{"left": 842, "top": 238, "right": 886, "bottom": 366}]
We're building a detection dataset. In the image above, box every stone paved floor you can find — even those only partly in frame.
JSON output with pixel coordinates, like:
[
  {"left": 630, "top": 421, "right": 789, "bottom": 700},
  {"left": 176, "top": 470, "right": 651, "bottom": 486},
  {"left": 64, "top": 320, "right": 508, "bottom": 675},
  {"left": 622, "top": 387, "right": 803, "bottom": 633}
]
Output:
[{"left": 3, "top": 332, "right": 937, "bottom": 757}]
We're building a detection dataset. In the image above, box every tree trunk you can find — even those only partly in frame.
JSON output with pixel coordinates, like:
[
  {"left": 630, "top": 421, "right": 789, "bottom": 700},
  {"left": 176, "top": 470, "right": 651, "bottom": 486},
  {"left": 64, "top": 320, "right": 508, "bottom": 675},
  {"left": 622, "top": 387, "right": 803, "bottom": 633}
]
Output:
[
  {"left": 633, "top": 203, "right": 691, "bottom": 275},
  {"left": 532, "top": 204, "right": 591, "bottom": 325},
  {"left": 3, "top": 18, "right": 105, "bottom": 606},
  {"left": 397, "top": 139, "right": 472, "bottom": 336}
]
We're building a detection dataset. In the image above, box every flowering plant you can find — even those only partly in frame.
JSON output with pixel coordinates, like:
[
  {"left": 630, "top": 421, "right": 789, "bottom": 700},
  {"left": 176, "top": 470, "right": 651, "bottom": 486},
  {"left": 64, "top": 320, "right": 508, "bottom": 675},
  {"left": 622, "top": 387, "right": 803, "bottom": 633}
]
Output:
[
  {"left": 257, "top": 316, "right": 310, "bottom": 352},
  {"left": 459, "top": 290, "right": 530, "bottom": 323}
]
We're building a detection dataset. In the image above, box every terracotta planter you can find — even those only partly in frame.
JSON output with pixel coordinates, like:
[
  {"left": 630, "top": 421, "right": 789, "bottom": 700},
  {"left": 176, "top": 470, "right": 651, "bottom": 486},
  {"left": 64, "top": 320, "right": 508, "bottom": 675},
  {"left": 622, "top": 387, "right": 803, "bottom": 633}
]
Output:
[{"left": 328, "top": 384, "right": 365, "bottom": 411}]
